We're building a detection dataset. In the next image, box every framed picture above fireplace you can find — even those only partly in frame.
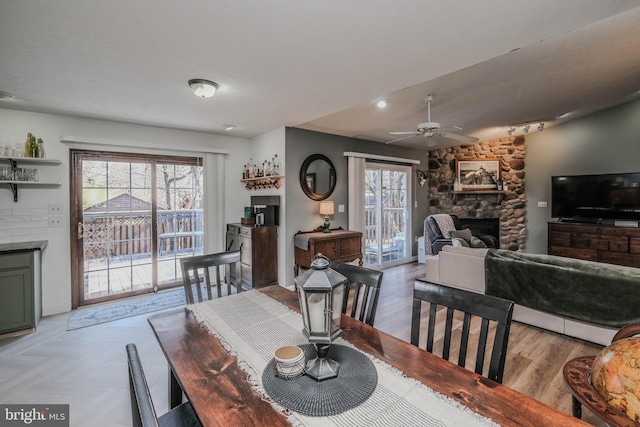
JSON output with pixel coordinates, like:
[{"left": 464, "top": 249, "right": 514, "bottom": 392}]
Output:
[{"left": 455, "top": 158, "right": 501, "bottom": 191}]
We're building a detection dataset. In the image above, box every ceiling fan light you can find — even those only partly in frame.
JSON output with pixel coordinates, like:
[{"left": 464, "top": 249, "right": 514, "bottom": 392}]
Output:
[
  {"left": 376, "top": 99, "right": 389, "bottom": 109},
  {"left": 188, "top": 79, "right": 218, "bottom": 98}
]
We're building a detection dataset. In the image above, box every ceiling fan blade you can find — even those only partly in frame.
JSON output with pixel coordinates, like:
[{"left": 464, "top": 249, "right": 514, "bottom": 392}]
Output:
[
  {"left": 385, "top": 134, "right": 420, "bottom": 144},
  {"left": 389, "top": 131, "right": 420, "bottom": 135},
  {"left": 439, "top": 131, "right": 479, "bottom": 143}
]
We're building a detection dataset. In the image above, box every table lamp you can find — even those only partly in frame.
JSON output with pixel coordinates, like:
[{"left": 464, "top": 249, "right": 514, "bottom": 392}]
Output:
[
  {"left": 319, "top": 201, "right": 334, "bottom": 233},
  {"left": 294, "top": 254, "right": 347, "bottom": 381}
]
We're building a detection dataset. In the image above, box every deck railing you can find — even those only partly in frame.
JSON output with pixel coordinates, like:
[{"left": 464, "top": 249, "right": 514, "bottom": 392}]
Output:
[
  {"left": 83, "top": 209, "right": 203, "bottom": 259},
  {"left": 364, "top": 206, "right": 406, "bottom": 246}
]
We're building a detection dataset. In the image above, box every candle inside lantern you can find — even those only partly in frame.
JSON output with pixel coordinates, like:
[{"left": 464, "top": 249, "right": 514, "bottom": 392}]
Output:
[{"left": 307, "top": 293, "right": 327, "bottom": 333}]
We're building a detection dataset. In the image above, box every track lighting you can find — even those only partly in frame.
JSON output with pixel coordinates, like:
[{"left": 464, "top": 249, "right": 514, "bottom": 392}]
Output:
[{"left": 507, "top": 121, "right": 545, "bottom": 136}]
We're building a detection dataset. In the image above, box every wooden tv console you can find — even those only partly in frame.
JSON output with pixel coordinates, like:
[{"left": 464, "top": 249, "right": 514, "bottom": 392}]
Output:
[{"left": 548, "top": 221, "right": 640, "bottom": 268}]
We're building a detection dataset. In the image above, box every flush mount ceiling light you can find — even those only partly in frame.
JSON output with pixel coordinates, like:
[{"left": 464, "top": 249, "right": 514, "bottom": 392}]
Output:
[
  {"left": 188, "top": 79, "right": 218, "bottom": 98},
  {"left": 376, "top": 99, "right": 389, "bottom": 109}
]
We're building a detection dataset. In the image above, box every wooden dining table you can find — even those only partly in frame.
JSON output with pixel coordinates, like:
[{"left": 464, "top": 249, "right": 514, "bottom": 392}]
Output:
[{"left": 147, "top": 285, "right": 590, "bottom": 427}]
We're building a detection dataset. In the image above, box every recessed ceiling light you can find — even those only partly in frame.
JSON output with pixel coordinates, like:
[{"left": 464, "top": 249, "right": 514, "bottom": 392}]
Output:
[
  {"left": 188, "top": 79, "right": 218, "bottom": 98},
  {"left": 223, "top": 124, "right": 235, "bottom": 131},
  {"left": 376, "top": 99, "right": 389, "bottom": 109},
  {"left": 558, "top": 112, "right": 572, "bottom": 119}
]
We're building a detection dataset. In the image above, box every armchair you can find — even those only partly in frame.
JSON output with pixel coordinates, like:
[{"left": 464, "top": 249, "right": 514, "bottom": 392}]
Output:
[{"left": 424, "top": 214, "right": 498, "bottom": 255}]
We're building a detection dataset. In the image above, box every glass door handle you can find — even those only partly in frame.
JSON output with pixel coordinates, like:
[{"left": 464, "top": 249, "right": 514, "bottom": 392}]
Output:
[{"left": 78, "top": 222, "right": 84, "bottom": 240}]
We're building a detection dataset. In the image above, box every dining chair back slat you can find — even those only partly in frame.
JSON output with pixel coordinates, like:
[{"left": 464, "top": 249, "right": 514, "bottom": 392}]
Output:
[
  {"left": 329, "top": 261, "right": 383, "bottom": 326},
  {"left": 126, "top": 343, "right": 202, "bottom": 427},
  {"left": 411, "top": 280, "right": 514, "bottom": 383},
  {"left": 180, "top": 250, "right": 242, "bottom": 304}
]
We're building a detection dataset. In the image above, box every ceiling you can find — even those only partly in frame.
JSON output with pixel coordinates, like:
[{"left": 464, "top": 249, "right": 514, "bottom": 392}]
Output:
[{"left": 1, "top": 1, "right": 640, "bottom": 150}]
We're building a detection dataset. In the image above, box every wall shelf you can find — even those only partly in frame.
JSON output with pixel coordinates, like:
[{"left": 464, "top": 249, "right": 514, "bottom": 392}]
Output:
[
  {"left": 452, "top": 190, "right": 505, "bottom": 204},
  {"left": 0, "top": 156, "right": 62, "bottom": 166},
  {"left": 240, "top": 175, "right": 284, "bottom": 190},
  {"left": 1, "top": 156, "right": 62, "bottom": 202}
]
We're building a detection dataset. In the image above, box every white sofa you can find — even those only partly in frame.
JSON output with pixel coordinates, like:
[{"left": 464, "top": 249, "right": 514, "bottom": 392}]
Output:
[{"left": 425, "top": 245, "right": 617, "bottom": 345}]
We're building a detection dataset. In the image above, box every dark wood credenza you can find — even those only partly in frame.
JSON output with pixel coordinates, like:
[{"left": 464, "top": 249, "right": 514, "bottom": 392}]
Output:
[
  {"left": 548, "top": 221, "right": 640, "bottom": 268},
  {"left": 294, "top": 228, "right": 362, "bottom": 275}
]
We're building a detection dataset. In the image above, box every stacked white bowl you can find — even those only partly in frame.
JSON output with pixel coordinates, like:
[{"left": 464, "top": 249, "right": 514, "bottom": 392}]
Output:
[{"left": 274, "top": 345, "right": 305, "bottom": 379}]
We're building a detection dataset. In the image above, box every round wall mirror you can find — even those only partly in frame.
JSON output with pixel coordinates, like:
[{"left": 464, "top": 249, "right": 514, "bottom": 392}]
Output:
[{"left": 299, "top": 154, "right": 336, "bottom": 201}]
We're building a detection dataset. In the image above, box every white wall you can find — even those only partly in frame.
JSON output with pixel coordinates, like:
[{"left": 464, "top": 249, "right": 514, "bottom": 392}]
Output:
[
  {"left": 525, "top": 98, "right": 640, "bottom": 253},
  {"left": 0, "top": 108, "right": 252, "bottom": 315}
]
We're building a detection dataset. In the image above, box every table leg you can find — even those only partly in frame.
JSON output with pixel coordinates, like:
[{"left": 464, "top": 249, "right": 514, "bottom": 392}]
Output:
[
  {"left": 571, "top": 396, "right": 582, "bottom": 419},
  {"left": 169, "top": 368, "right": 182, "bottom": 409}
]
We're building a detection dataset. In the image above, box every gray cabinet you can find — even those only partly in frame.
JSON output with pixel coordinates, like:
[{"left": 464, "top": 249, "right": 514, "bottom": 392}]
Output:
[{"left": 0, "top": 242, "right": 45, "bottom": 335}]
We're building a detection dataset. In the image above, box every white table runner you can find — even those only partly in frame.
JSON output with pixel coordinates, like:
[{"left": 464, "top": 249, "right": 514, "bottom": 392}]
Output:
[{"left": 188, "top": 290, "right": 499, "bottom": 427}]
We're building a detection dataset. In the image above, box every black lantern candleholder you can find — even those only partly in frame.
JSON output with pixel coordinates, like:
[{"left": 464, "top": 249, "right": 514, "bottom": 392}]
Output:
[{"left": 294, "top": 254, "right": 347, "bottom": 381}]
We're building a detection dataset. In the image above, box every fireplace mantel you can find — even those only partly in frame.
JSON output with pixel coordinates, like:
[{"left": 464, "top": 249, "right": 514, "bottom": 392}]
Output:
[{"left": 452, "top": 190, "right": 505, "bottom": 204}]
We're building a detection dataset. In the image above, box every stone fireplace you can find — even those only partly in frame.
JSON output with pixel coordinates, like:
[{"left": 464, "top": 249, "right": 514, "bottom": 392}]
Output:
[{"left": 427, "top": 136, "right": 527, "bottom": 251}]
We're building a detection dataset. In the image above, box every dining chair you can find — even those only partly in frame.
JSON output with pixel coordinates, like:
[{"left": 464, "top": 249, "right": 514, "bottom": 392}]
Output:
[
  {"left": 410, "top": 279, "right": 514, "bottom": 383},
  {"left": 126, "top": 343, "right": 202, "bottom": 427},
  {"left": 180, "top": 250, "right": 242, "bottom": 304},
  {"left": 329, "top": 261, "right": 383, "bottom": 326}
]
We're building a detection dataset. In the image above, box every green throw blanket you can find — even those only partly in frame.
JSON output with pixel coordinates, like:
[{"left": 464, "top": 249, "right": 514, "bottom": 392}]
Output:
[{"left": 485, "top": 249, "right": 640, "bottom": 328}]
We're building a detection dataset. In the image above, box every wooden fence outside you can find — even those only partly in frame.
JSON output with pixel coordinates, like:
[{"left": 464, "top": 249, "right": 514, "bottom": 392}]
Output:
[{"left": 83, "top": 209, "right": 203, "bottom": 259}]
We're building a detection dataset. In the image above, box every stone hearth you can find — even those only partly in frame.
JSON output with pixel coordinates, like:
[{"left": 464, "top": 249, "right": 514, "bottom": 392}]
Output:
[{"left": 428, "top": 136, "right": 526, "bottom": 251}]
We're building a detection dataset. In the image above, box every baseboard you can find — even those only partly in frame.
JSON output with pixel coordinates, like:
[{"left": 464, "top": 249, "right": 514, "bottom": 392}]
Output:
[{"left": 43, "top": 304, "right": 72, "bottom": 316}]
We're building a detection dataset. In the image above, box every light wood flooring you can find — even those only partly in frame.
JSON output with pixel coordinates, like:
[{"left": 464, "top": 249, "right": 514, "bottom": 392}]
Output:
[{"left": 0, "top": 262, "right": 606, "bottom": 426}]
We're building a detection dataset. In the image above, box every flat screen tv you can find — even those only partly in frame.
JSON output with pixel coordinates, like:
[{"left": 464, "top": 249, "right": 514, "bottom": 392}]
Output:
[{"left": 551, "top": 173, "right": 640, "bottom": 222}]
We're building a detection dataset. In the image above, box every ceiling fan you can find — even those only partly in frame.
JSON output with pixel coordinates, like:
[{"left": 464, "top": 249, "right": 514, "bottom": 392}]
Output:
[{"left": 387, "top": 95, "right": 479, "bottom": 146}]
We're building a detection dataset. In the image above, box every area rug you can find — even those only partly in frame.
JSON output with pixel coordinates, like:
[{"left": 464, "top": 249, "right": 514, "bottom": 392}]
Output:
[{"left": 67, "top": 288, "right": 187, "bottom": 330}]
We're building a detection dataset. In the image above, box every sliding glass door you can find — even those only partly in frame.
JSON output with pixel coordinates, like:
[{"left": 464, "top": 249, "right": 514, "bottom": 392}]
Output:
[
  {"left": 364, "top": 163, "right": 412, "bottom": 268},
  {"left": 70, "top": 150, "right": 203, "bottom": 307}
]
